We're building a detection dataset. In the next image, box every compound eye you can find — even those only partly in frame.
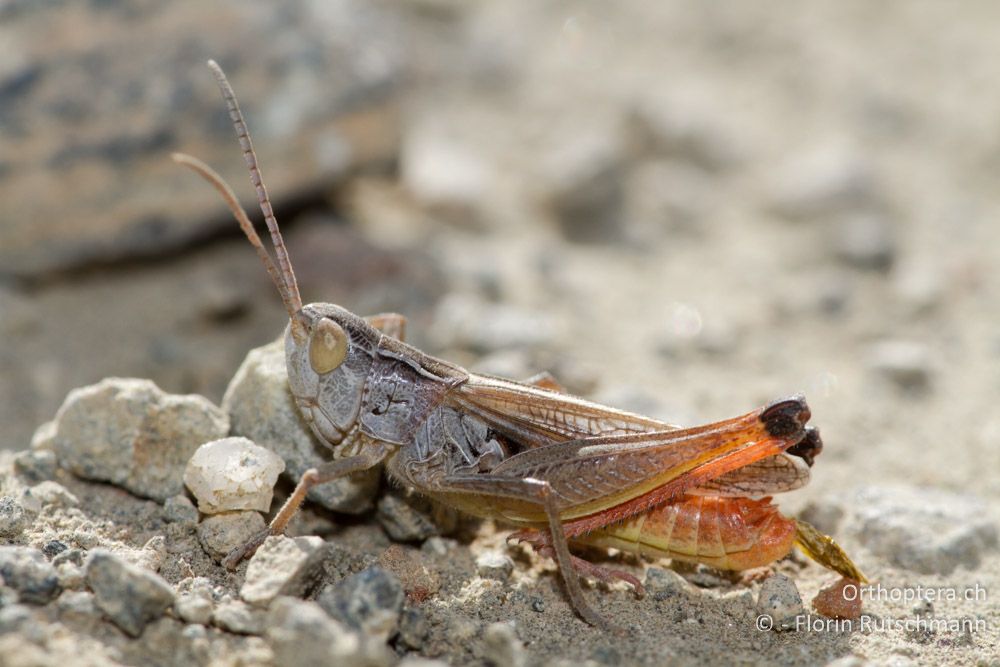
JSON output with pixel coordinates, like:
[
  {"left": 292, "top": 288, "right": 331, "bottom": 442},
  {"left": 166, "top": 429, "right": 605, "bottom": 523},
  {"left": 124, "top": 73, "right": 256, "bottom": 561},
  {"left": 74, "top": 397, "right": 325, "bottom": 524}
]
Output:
[{"left": 308, "top": 318, "right": 349, "bottom": 374}]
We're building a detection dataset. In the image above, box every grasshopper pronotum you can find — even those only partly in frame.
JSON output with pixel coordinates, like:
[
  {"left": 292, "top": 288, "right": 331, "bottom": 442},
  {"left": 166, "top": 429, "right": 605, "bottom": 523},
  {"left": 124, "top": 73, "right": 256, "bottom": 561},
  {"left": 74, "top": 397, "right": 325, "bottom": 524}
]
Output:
[{"left": 173, "top": 60, "right": 865, "bottom": 631}]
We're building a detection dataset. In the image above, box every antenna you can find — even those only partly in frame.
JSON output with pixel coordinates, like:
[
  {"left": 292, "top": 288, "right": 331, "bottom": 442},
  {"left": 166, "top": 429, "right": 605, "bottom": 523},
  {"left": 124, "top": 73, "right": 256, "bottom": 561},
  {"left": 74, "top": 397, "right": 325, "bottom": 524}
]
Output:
[{"left": 172, "top": 60, "right": 306, "bottom": 339}]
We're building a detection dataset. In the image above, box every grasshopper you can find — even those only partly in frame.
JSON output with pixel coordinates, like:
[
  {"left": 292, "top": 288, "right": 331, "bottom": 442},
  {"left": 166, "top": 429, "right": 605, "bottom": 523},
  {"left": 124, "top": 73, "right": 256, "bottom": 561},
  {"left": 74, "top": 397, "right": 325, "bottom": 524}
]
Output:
[{"left": 173, "top": 60, "right": 865, "bottom": 631}]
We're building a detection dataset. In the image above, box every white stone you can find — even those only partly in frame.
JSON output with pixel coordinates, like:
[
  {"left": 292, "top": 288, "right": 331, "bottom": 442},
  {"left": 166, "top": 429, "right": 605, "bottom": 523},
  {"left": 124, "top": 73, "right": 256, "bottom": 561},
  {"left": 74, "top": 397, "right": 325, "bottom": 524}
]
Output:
[{"left": 184, "top": 437, "right": 285, "bottom": 514}]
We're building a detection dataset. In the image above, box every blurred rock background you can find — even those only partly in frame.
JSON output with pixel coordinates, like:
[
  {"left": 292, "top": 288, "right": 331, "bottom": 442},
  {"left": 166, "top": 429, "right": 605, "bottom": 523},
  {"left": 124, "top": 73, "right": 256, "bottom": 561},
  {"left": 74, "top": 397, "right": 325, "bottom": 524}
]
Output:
[{"left": 1, "top": 0, "right": 999, "bottom": 517}]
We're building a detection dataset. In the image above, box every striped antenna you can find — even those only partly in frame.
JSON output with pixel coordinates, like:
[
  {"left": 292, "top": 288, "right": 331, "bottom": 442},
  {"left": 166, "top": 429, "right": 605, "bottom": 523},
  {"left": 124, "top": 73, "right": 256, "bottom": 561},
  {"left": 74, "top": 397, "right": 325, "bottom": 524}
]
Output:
[{"left": 207, "top": 60, "right": 303, "bottom": 313}]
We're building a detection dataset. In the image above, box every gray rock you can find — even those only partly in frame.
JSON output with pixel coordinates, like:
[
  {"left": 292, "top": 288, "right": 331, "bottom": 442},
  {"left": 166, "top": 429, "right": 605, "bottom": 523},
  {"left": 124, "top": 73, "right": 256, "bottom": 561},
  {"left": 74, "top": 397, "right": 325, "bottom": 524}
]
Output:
[
  {"left": 213, "top": 599, "right": 265, "bottom": 635},
  {"left": 475, "top": 551, "right": 514, "bottom": 582},
  {"left": 196, "top": 511, "right": 266, "bottom": 563},
  {"left": 0, "top": 1, "right": 403, "bottom": 279},
  {"left": 867, "top": 340, "right": 933, "bottom": 393},
  {"left": 241, "top": 536, "right": 329, "bottom": 607},
  {"left": 86, "top": 550, "right": 175, "bottom": 637},
  {"left": 483, "top": 621, "right": 526, "bottom": 667},
  {"left": 223, "top": 339, "right": 379, "bottom": 514},
  {"left": 756, "top": 574, "right": 804, "bottom": 631},
  {"left": 12, "top": 450, "right": 57, "bottom": 483},
  {"left": 0, "top": 496, "right": 28, "bottom": 538},
  {"left": 376, "top": 493, "right": 440, "bottom": 543},
  {"left": 0, "top": 547, "right": 60, "bottom": 604},
  {"left": 50, "top": 378, "right": 229, "bottom": 501},
  {"left": 318, "top": 567, "right": 404, "bottom": 641},
  {"left": 849, "top": 485, "right": 998, "bottom": 574},
  {"left": 163, "top": 495, "right": 199, "bottom": 525},
  {"left": 266, "top": 597, "right": 365, "bottom": 667},
  {"left": 834, "top": 212, "right": 896, "bottom": 271}
]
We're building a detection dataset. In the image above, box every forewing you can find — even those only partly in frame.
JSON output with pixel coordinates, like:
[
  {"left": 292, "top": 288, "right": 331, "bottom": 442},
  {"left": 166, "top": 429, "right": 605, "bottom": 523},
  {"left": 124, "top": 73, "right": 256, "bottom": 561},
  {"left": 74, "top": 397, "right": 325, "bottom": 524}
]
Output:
[
  {"left": 451, "top": 374, "right": 675, "bottom": 447},
  {"left": 484, "top": 406, "right": 803, "bottom": 524}
]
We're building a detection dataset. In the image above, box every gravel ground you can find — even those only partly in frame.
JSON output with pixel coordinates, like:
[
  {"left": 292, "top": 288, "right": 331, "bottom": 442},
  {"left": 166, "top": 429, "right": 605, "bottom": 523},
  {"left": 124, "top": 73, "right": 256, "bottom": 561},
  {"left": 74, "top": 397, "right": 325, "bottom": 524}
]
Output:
[{"left": 3, "top": 1, "right": 1000, "bottom": 666}]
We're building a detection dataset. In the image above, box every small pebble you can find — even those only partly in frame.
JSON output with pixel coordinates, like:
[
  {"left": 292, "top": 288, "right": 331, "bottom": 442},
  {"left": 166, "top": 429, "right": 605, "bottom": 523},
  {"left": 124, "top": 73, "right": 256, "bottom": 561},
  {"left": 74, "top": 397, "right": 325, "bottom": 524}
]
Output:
[
  {"left": 475, "top": 551, "right": 514, "bottom": 582},
  {"left": 12, "top": 450, "right": 57, "bottom": 483},
  {"left": 756, "top": 574, "right": 804, "bottom": 631},
  {"left": 766, "top": 146, "right": 875, "bottom": 220},
  {"left": 644, "top": 567, "right": 688, "bottom": 601},
  {"left": 196, "top": 511, "right": 266, "bottom": 562},
  {"left": 42, "top": 540, "right": 68, "bottom": 559},
  {"left": 421, "top": 537, "right": 454, "bottom": 557},
  {"left": 0, "top": 496, "right": 28, "bottom": 538},
  {"left": 163, "top": 495, "right": 199, "bottom": 524},
  {"left": 867, "top": 340, "right": 933, "bottom": 393},
  {"left": 893, "top": 261, "right": 944, "bottom": 316},
  {"left": 213, "top": 598, "right": 265, "bottom": 635},
  {"left": 0, "top": 546, "right": 61, "bottom": 604},
  {"left": 483, "top": 621, "right": 526, "bottom": 667},
  {"left": 86, "top": 550, "right": 175, "bottom": 637},
  {"left": 318, "top": 566, "right": 404, "bottom": 641},
  {"left": 56, "top": 562, "right": 86, "bottom": 590},
  {"left": 377, "top": 493, "right": 440, "bottom": 543},
  {"left": 834, "top": 212, "right": 896, "bottom": 271},
  {"left": 175, "top": 594, "right": 214, "bottom": 625},
  {"left": 813, "top": 578, "right": 863, "bottom": 620},
  {"left": 241, "top": 536, "right": 329, "bottom": 607},
  {"left": 184, "top": 437, "right": 284, "bottom": 514}
]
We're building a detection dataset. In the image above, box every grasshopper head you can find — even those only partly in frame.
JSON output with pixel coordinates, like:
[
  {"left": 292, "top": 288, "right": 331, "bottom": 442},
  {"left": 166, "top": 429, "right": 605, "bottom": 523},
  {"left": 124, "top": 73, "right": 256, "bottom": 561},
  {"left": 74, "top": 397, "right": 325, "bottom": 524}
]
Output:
[{"left": 283, "top": 303, "right": 380, "bottom": 446}]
